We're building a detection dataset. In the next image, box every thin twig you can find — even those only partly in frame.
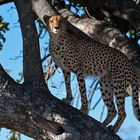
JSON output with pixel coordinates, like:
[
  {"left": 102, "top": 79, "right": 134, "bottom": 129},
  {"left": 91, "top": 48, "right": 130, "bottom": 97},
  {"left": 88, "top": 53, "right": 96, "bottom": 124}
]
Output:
[
  {"left": 41, "top": 54, "right": 51, "bottom": 63},
  {"left": 100, "top": 105, "right": 105, "bottom": 122},
  {"left": 89, "top": 96, "right": 102, "bottom": 111},
  {"left": 88, "top": 80, "right": 99, "bottom": 108}
]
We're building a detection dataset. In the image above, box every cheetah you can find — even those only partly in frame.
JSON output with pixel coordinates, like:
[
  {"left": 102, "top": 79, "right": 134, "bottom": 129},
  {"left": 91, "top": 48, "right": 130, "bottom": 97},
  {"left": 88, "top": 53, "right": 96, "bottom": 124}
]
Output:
[{"left": 43, "top": 15, "right": 140, "bottom": 132}]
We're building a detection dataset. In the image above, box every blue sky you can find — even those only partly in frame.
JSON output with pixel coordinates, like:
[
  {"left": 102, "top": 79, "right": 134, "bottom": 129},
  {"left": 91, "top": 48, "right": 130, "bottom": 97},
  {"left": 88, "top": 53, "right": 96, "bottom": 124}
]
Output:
[{"left": 0, "top": 2, "right": 140, "bottom": 140}]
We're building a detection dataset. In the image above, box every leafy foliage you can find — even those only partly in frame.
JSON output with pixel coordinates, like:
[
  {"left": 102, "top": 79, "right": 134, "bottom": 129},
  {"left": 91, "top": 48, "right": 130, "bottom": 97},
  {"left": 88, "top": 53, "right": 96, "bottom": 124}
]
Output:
[
  {"left": 0, "top": 16, "right": 9, "bottom": 50},
  {"left": 8, "top": 130, "right": 21, "bottom": 140}
]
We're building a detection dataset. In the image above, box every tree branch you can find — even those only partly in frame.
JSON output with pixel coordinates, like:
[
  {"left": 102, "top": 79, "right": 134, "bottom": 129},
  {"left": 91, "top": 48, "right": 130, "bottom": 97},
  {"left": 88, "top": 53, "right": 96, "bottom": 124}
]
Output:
[
  {"left": 70, "top": 0, "right": 140, "bottom": 31},
  {"left": 14, "top": 0, "right": 45, "bottom": 86},
  {"left": 0, "top": 64, "right": 45, "bottom": 139},
  {"left": 0, "top": 64, "right": 121, "bottom": 140},
  {"left": 0, "top": 0, "right": 13, "bottom": 5},
  {"left": 31, "top": 0, "right": 58, "bottom": 25}
]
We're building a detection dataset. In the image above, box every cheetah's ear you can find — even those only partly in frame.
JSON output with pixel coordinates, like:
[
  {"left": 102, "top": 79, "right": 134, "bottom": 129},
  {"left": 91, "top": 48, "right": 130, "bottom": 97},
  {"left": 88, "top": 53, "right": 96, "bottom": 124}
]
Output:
[
  {"left": 63, "top": 16, "right": 68, "bottom": 21},
  {"left": 43, "top": 15, "right": 50, "bottom": 25}
]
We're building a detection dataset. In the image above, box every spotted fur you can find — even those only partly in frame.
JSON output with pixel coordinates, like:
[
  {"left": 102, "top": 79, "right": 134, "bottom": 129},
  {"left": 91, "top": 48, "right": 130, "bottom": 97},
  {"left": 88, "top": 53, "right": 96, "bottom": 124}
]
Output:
[{"left": 43, "top": 15, "right": 140, "bottom": 132}]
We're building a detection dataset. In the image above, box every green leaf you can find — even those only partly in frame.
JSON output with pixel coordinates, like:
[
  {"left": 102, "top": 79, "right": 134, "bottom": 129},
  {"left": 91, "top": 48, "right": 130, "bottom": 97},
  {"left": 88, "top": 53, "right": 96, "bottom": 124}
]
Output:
[{"left": 0, "top": 16, "right": 9, "bottom": 50}]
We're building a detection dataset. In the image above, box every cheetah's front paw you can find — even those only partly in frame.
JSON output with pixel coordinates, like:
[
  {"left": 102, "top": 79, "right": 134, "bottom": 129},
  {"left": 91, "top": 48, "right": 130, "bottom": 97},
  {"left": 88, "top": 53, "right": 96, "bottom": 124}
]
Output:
[
  {"left": 62, "top": 97, "right": 73, "bottom": 104},
  {"left": 108, "top": 125, "right": 116, "bottom": 133},
  {"left": 80, "top": 106, "right": 88, "bottom": 115}
]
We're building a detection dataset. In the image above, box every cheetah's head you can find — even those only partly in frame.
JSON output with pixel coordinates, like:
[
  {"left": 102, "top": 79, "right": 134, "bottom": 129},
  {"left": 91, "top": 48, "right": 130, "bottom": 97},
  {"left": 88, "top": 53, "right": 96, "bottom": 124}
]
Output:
[{"left": 43, "top": 15, "right": 67, "bottom": 34}]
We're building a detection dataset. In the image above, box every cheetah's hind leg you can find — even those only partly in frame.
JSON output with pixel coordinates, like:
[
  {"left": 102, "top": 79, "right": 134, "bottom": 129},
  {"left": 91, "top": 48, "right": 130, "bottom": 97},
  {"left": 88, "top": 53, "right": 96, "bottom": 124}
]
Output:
[
  {"left": 107, "top": 78, "right": 128, "bottom": 133},
  {"left": 100, "top": 75, "right": 117, "bottom": 127},
  {"left": 62, "top": 97, "right": 73, "bottom": 104},
  {"left": 108, "top": 87, "right": 126, "bottom": 133}
]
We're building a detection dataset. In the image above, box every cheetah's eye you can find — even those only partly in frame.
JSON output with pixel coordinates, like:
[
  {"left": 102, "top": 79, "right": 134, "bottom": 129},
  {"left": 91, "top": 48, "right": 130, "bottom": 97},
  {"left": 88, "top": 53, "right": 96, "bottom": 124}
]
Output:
[{"left": 50, "top": 20, "right": 54, "bottom": 24}]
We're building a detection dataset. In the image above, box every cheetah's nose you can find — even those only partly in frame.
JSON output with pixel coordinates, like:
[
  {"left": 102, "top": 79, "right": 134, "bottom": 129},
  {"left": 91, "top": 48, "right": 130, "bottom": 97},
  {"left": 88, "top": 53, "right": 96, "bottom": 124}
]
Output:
[{"left": 55, "top": 27, "right": 59, "bottom": 30}]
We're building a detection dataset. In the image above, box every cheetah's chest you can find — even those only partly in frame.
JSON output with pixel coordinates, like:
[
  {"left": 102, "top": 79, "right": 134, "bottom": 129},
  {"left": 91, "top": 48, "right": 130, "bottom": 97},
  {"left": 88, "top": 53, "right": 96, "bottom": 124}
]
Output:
[{"left": 50, "top": 43, "right": 72, "bottom": 72}]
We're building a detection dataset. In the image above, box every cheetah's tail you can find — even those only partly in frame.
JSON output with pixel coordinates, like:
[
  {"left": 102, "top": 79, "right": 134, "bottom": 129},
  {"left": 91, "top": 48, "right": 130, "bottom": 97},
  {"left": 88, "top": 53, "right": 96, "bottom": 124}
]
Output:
[{"left": 132, "top": 78, "right": 140, "bottom": 121}]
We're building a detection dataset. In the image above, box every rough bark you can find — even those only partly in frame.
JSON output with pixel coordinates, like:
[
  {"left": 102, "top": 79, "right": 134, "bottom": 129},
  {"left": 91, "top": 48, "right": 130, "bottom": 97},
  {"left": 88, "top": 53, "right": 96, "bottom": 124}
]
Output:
[
  {"left": 0, "top": 63, "right": 121, "bottom": 140},
  {"left": 70, "top": 0, "right": 140, "bottom": 31},
  {"left": 0, "top": 64, "right": 45, "bottom": 139},
  {"left": 14, "top": 0, "right": 45, "bottom": 86}
]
